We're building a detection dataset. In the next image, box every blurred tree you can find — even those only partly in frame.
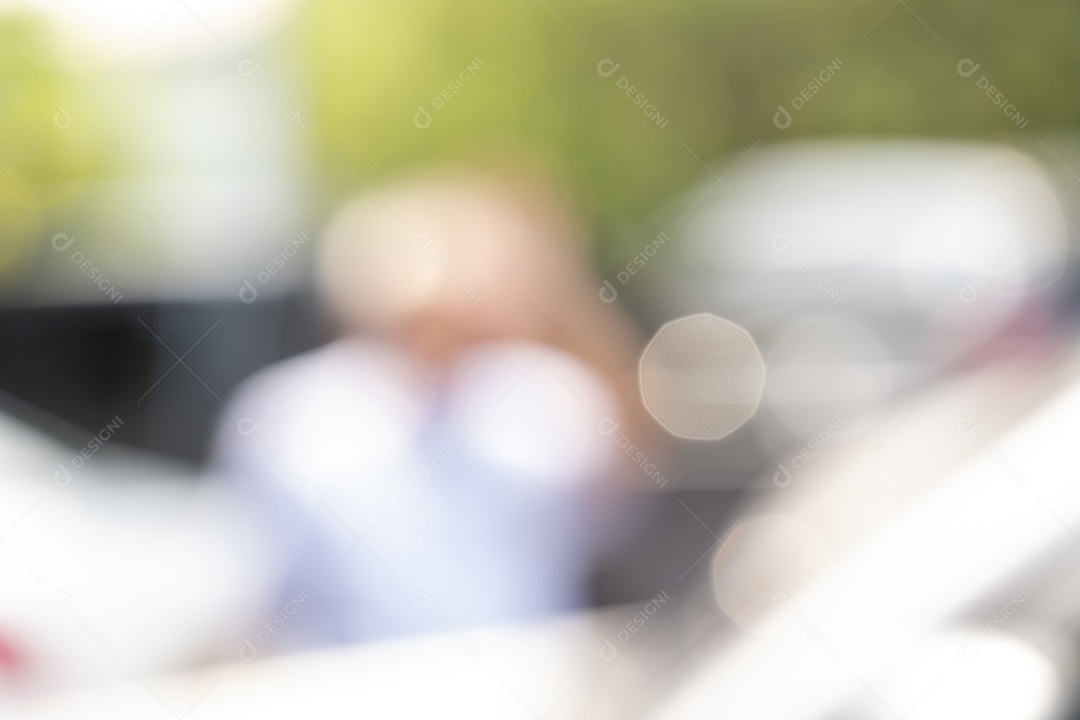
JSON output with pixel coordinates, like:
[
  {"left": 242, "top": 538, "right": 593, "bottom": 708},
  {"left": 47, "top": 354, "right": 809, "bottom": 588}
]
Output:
[
  {"left": 290, "top": 0, "right": 1080, "bottom": 261},
  {"left": 0, "top": 14, "right": 109, "bottom": 284}
]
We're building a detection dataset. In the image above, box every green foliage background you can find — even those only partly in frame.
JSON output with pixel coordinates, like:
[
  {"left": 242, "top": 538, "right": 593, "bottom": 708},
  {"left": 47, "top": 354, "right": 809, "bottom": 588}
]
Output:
[
  {"left": 288, "top": 0, "right": 1080, "bottom": 259},
  {"left": 4, "top": 0, "right": 1079, "bottom": 277},
  {"left": 0, "top": 14, "right": 107, "bottom": 277}
]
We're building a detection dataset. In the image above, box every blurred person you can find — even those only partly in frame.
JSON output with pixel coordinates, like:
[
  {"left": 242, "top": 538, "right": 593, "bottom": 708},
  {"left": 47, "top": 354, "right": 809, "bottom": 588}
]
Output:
[{"left": 210, "top": 168, "right": 650, "bottom": 651}]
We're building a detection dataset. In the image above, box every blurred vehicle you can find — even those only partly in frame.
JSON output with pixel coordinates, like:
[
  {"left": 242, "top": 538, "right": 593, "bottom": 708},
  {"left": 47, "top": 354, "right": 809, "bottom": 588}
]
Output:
[
  {"left": 637, "top": 139, "right": 1073, "bottom": 492},
  {"left": 0, "top": 403, "right": 275, "bottom": 699},
  {"left": 10, "top": 309, "right": 1080, "bottom": 720}
]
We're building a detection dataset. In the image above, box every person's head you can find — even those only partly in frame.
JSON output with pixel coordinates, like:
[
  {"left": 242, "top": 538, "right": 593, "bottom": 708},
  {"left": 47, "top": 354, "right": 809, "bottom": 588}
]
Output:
[
  {"left": 318, "top": 166, "right": 656, "bottom": 458},
  {"left": 318, "top": 167, "right": 592, "bottom": 363}
]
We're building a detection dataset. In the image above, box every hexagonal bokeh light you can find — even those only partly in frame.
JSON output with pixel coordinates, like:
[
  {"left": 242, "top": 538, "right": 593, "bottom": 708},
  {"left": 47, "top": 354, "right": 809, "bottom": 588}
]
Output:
[{"left": 639, "top": 314, "right": 766, "bottom": 440}]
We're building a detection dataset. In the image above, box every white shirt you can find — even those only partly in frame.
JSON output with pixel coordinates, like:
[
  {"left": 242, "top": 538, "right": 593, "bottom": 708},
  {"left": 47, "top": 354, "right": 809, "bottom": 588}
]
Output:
[{"left": 211, "top": 338, "right": 619, "bottom": 648}]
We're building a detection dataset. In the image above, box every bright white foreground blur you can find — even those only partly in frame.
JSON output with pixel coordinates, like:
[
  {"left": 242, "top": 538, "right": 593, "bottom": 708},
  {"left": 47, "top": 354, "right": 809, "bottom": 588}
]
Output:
[{"left": 6, "top": 342, "right": 1080, "bottom": 719}]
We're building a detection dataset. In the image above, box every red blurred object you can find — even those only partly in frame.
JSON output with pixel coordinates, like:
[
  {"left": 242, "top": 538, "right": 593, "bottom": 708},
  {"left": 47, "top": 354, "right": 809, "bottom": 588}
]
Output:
[{"left": 0, "top": 633, "right": 25, "bottom": 676}]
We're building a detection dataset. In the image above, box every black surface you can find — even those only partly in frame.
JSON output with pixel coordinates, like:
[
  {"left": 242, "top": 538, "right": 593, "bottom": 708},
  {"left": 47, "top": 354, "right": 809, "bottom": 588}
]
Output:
[{"left": 0, "top": 294, "right": 331, "bottom": 461}]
